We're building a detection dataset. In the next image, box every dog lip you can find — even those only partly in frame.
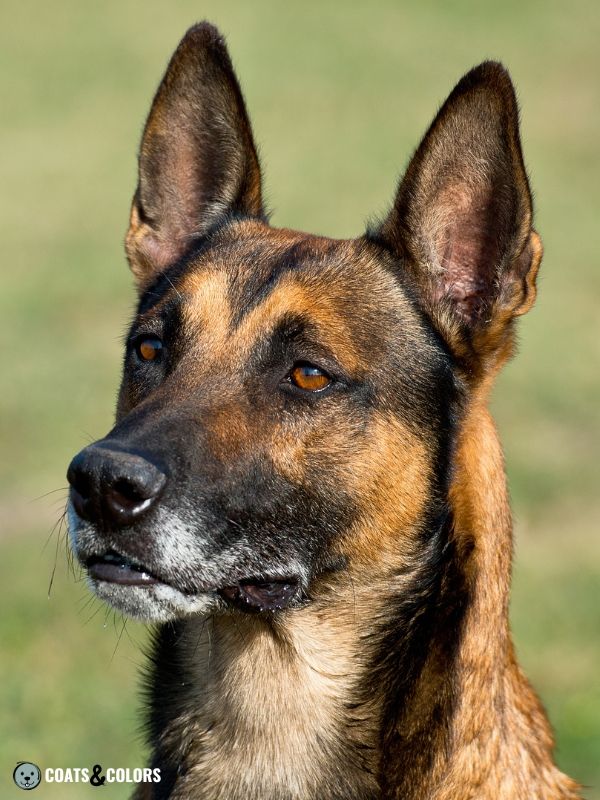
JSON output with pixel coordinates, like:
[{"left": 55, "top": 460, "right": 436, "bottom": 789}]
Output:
[
  {"left": 218, "top": 577, "right": 301, "bottom": 613},
  {"left": 86, "top": 551, "right": 161, "bottom": 587},
  {"left": 84, "top": 549, "right": 218, "bottom": 595},
  {"left": 83, "top": 552, "right": 300, "bottom": 608}
]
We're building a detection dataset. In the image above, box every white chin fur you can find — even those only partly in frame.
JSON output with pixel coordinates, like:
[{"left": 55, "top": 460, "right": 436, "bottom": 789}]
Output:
[{"left": 87, "top": 576, "right": 217, "bottom": 622}]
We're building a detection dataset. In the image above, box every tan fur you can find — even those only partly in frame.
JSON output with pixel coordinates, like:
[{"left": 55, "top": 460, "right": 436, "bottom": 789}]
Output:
[
  {"left": 125, "top": 242, "right": 579, "bottom": 799},
  {"left": 135, "top": 390, "right": 579, "bottom": 800},
  {"left": 431, "top": 384, "right": 580, "bottom": 798},
  {"left": 335, "top": 413, "right": 431, "bottom": 565},
  {"left": 157, "top": 599, "right": 380, "bottom": 800},
  {"left": 111, "top": 31, "right": 578, "bottom": 799},
  {"left": 238, "top": 278, "right": 364, "bottom": 372}
]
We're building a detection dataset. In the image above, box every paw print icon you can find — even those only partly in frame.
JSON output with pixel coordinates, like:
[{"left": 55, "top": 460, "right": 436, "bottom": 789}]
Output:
[{"left": 13, "top": 762, "right": 41, "bottom": 790}]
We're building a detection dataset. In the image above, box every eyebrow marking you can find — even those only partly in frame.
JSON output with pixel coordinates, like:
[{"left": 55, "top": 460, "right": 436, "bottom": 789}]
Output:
[
  {"left": 234, "top": 276, "right": 363, "bottom": 371},
  {"left": 180, "top": 269, "right": 232, "bottom": 353},
  {"left": 228, "top": 241, "right": 309, "bottom": 328}
]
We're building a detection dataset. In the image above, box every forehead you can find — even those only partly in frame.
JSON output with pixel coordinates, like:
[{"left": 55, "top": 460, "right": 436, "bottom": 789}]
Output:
[{"left": 137, "top": 219, "right": 428, "bottom": 370}]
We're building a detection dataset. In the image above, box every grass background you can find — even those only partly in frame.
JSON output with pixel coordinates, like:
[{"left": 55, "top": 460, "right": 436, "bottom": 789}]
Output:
[{"left": 1, "top": 0, "right": 598, "bottom": 797}]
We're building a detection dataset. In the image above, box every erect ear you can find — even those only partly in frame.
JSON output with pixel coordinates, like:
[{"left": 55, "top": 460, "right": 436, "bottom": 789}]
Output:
[
  {"left": 377, "top": 61, "right": 542, "bottom": 375},
  {"left": 125, "top": 23, "right": 264, "bottom": 288}
]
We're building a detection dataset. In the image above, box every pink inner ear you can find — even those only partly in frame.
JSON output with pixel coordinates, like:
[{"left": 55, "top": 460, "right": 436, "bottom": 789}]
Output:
[
  {"left": 139, "top": 229, "right": 183, "bottom": 274},
  {"left": 435, "top": 185, "right": 503, "bottom": 322}
]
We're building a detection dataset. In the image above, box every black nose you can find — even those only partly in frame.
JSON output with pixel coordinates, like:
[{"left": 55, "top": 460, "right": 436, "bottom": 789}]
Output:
[{"left": 67, "top": 444, "right": 167, "bottom": 527}]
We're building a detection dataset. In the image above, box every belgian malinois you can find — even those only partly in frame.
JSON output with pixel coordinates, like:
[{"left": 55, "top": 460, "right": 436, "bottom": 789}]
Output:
[{"left": 67, "top": 22, "right": 580, "bottom": 800}]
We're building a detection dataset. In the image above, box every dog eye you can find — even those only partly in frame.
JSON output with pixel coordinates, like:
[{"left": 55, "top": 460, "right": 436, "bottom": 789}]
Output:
[
  {"left": 135, "top": 336, "right": 163, "bottom": 362},
  {"left": 289, "top": 362, "right": 331, "bottom": 392}
]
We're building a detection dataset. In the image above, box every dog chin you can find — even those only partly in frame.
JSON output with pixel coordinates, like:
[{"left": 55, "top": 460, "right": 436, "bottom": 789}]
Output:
[{"left": 87, "top": 576, "right": 218, "bottom": 622}]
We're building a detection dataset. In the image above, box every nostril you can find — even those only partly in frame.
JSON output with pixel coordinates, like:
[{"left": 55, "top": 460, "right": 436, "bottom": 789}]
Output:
[
  {"left": 105, "top": 482, "right": 154, "bottom": 522},
  {"left": 104, "top": 469, "right": 166, "bottom": 524},
  {"left": 112, "top": 477, "right": 148, "bottom": 504}
]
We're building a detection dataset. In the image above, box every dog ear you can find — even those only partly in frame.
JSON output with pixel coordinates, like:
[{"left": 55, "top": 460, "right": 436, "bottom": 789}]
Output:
[
  {"left": 125, "top": 23, "right": 264, "bottom": 288},
  {"left": 376, "top": 62, "right": 542, "bottom": 376}
]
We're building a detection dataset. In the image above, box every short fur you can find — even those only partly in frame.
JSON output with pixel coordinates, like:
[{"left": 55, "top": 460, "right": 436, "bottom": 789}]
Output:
[{"left": 67, "top": 22, "right": 580, "bottom": 800}]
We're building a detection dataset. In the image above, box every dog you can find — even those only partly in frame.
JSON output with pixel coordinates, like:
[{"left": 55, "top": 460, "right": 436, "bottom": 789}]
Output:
[{"left": 66, "top": 22, "right": 580, "bottom": 800}]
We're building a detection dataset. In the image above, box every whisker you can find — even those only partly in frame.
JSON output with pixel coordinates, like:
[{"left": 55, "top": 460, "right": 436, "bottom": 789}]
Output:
[
  {"left": 42, "top": 507, "right": 68, "bottom": 553},
  {"left": 111, "top": 618, "right": 128, "bottom": 662},
  {"left": 206, "top": 615, "right": 214, "bottom": 672},
  {"left": 192, "top": 616, "right": 209, "bottom": 659},
  {"left": 164, "top": 274, "right": 183, "bottom": 301},
  {"left": 31, "top": 486, "right": 68, "bottom": 503},
  {"left": 77, "top": 592, "right": 95, "bottom": 612},
  {"left": 232, "top": 614, "right": 248, "bottom": 649},
  {"left": 47, "top": 520, "right": 66, "bottom": 598},
  {"left": 83, "top": 602, "right": 103, "bottom": 626}
]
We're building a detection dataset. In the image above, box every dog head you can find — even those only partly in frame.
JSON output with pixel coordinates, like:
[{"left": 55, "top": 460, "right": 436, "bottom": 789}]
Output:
[
  {"left": 13, "top": 763, "right": 42, "bottom": 791},
  {"left": 67, "top": 23, "right": 541, "bottom": 622}
]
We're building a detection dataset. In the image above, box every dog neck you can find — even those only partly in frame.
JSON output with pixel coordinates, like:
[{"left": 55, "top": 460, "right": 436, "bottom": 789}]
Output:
[
  {"left": 148, "top": 575, "right": 384, "bottom": 799},
  {"left": 380, "top": 387, "right": 576, "bottom": 799},
  {"left": 144, "top": 391, "right": 576, "bottom": 800}
]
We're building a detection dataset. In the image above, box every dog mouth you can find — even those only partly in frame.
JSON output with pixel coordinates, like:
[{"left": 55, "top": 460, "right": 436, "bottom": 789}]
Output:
[
  {"left": 218, "top": 579, "right": 300, "bottom": 612},
  {"left": 85, "top": 550, "right": 300, "bottom": 612},
  {"left": 86, "top": 550, "right": 165, "bottom": 587}
]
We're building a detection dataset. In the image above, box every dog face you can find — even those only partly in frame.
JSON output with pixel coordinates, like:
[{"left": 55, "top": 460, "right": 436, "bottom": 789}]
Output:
[
  {"left": 68, "top": 222, "right": 456, "bottom": 621},
  {"left": 67, "top": 24, "right": 541, "bottom": 622},
  {"left": 13, "top": 763, "right": 42, "bottom": 790}
]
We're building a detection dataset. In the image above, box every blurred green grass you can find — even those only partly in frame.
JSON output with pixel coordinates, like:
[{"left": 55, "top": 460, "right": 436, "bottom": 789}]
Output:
[{"left": 1, "top": 0, "right": 598, "bottom": 797}]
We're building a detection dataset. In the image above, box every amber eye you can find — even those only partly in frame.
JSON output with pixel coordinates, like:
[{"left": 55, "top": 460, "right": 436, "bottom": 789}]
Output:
[
  {"left": 289, "top": 362, "right": 332, "bottom": 392},
  {"left": 135, "top": 336, "right": 163, "bottom": 362}
]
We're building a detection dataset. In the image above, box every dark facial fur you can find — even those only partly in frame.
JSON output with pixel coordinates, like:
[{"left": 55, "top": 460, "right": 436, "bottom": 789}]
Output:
[
  {"left": 69, "top": 221, "right": 458, "bottom": 622},
  {"left": 66, "top": 22, "right": 580, "bottom": 800}
]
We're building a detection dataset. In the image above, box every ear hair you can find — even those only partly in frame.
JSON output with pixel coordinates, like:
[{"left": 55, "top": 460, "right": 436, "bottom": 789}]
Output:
[
  {"left": 376, "top": 61, "right": 541, "bottom": 370},
  {"left": 125, "top": 23, "right": 264, "bottom": 288}
]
